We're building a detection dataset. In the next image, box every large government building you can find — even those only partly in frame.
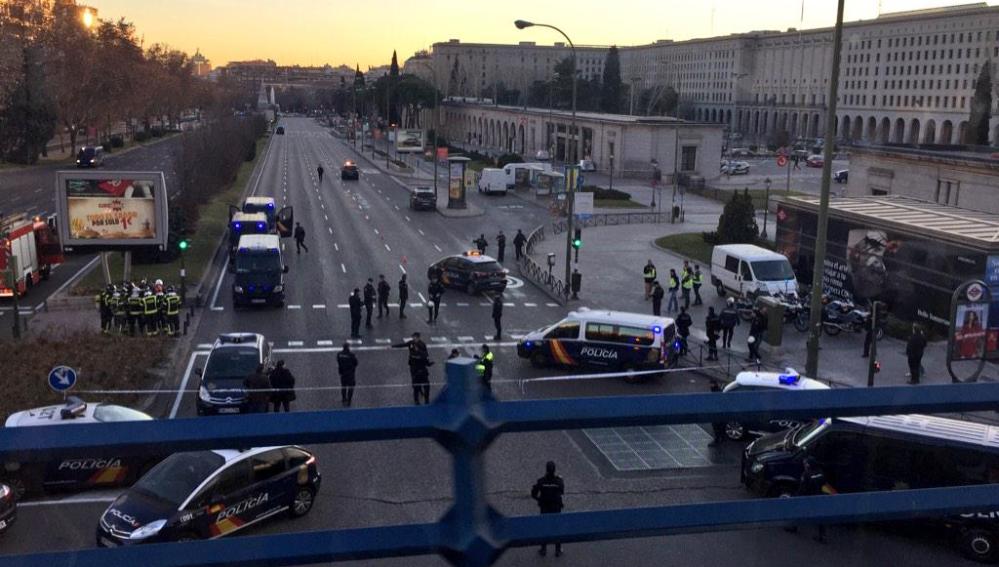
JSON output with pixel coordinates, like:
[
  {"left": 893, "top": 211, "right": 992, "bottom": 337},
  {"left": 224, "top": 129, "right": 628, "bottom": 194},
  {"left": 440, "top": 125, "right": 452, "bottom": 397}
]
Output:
[{"left": 414, "top": 3, "right": 999, "bottom": 146}]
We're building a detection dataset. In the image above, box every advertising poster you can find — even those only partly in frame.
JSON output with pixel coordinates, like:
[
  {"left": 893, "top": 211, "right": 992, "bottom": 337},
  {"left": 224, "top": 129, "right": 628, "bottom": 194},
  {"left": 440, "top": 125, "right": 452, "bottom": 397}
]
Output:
[
  {"left": 953, "top": 303, "right": 988, "bottom": 361},
  {"left": 449, "top": 162, "right": 464, "bottom": 200},
  {"left": 395, "top": 129, "right": 424, "bottom": 153},
  {"left": 55, "top": 171, "right": 168, "bottom": 249}
]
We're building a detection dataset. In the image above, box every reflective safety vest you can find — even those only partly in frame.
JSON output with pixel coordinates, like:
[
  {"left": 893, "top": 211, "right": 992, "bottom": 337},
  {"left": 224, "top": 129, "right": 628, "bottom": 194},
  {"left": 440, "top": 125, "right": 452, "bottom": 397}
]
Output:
[
  {"left": 644, "top": 266, "right": 657, "bottom": 279},
  {"left": 693, "top": 272, "right": 703, "bottom": 285},
  {"left": 112, "top": 295, "right": 126, "bottom": 316},
  {"left": 142, "top": 294, "right": 158, "bottom": 315},
  {"left": 165, "top": 294, "right": 181, "bottom": 316},
  {"left": 682, "top": 274, "right": 694, "bottom": 290},
  {"left": 475, "top": 351, "right": 494, "bottom": 375},
  {"left": 669, "top": 276, "right": 679, "bottom": 291},
  {"left": 94, "top": 293, "right": 103, "bottom": 311},
  {"left": 128, "top": 296, "right": 144, "bottom": 315}
]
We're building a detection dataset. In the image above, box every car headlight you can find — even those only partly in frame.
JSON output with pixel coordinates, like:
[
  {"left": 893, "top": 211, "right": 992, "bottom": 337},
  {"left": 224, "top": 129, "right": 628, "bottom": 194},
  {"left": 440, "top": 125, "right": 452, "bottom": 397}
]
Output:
[
  {"left": 273, "top": 285, "right": 283, "bottom": 293},
  {"left": 0, "top": 484, "right": 10, "bottom": 501},
  {"left": 128, "top": 519, "right": 167, "bottom": 540},
  {"left": 233, "top": 285, "right": 244, "bottom": 294},
  {"left": 199, "top": 386, "right": 211, "bottom": 402},
  {"left": 750, "top": 462, "right": 764, "bottom": 474}
]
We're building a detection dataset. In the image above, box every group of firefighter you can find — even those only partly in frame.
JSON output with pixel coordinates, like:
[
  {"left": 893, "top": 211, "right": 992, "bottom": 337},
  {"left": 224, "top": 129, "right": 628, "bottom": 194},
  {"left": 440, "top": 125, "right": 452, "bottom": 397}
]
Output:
[{"left": 94, "top": 279, "right": 183, "bottom": 337}]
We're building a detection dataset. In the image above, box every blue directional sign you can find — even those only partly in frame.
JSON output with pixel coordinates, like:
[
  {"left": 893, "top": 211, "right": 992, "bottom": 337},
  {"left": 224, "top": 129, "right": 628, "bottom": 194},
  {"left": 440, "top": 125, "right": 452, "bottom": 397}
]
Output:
[{"left": 48, "top": 366, "right": 77, "bottom": 393}]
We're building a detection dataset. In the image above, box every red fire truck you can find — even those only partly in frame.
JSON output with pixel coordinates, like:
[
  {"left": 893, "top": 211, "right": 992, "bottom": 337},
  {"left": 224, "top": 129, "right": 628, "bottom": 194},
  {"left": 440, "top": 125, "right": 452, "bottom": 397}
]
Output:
[{"left": 0, "top": 214, "right": 63, "bottom": 298}]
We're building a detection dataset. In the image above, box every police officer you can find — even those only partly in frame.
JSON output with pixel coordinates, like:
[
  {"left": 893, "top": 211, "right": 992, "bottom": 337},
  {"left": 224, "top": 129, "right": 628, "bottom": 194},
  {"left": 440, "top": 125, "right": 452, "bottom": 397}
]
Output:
[
  {"left": 393, "top": 332, "right": 433, "bottom": 405},
  {"left": 720, "top": 297, "right": 739, "bottom": 349},
  {"left": 294, "top": 222, "right": 308, "bottom": 254},
  {"left": 268, "top": 360, "right": 296, "bottom": 412},
  {"left": 748, "top": 307, "right": 767, "bottom": 363},
  {"left": 513, "top": 229, "right": 527, "bottom": 260},
  {"left": 363, "top": 278, "right": 376, "bottom": 328},
  {"left": 531, "top": 461, "right": 565, "bottom": 557},
  {"left": 707, "top": 379, "right": 725, "bottom": 446},
  {"left": 376, "top": 274, "right": 391, "bottom": 319},
  {"left": 127, "top": 288, "right": 143, "bottom": 336},
  {"left": 348, "top": 288, "right": 363, "bottom": 339},
  {"left": 474, "top": 234, "right": 488, "bottom": 254},
  {"left": 475, "top": 344, "right": 494, "bottom": 393},
  {"left": 142, "top": 289, "right": 159, "bottom": 336},
  {"left": 692, "top": 264, "right": 704, "bottom": 306},
  {"left": 244, "top": 364, "right": 272, "bottom": 414},
  {"left": 317, "top": 165, "right": 324, "bottom": 182},
  {"left": 667, "top": 269, "right": 680, "bottom": 313},
  {"left": 164, "top": 286, "right": 181, "bottom": 337},
  {"left": 705, "top": 306, "right": 721, "bottom": 361},
  {"left": 396, "top": 274, "right": 409, "bottom": 319},
  {"left": 643, "top": 259, "right": 657, "bottom": 299},
  {"left": 681, "top": 268, "right": 694, "bottom": 310},
  {"left": 676, "top": 306, "right": 693, "bottom": 355},
  {"left": 650, "top": 280, "right": 664, "bottom": 316},
  {"left": 491, "top": 295, "right": 503, "bottom": 341},
  {"left": 427, "top": 278, "right": 444, "bottom": 324},
  {"left": 337, "top": 343, "right": 358, "bottom": 407},
  {"left": 496, "top": 230, "right": 506, "bottom": 263}
]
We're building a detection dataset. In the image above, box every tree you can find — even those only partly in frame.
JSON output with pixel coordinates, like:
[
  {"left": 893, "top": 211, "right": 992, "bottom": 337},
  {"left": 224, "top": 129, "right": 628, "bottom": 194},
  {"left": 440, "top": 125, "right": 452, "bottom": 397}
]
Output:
[
  {"left": 390, "top": 50, "right": 399, "bottom": 77},
  {"left": 967, "top": 62, "right": 992, "bottom": 145},
  {"left": 0, "top": 45, "right": 56, "bottom": 163},
  {"left": 600, "top": 46, "right": 623, "bottom": 114},
  {"left": 354, "top": 64, "right": 365, "bottom": 87},
  {"left": 639, "top": 85, "right": 679, "bottom": 116},
  {"left": 714, "top": 189, "right": 759, "bottom": 244}
]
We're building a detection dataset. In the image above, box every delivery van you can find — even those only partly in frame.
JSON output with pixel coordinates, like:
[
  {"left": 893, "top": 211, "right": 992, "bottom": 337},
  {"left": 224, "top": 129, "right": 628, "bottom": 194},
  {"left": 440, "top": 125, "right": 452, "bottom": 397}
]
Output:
[
  {"left": 710, "top": 244, "right": 798, "bottom": 298},
  {"left": 478, "top": 168, "right": 508, "bottom": 195},
  {"left": 502, "top": 162, "right": 551, "bottom": 189}
]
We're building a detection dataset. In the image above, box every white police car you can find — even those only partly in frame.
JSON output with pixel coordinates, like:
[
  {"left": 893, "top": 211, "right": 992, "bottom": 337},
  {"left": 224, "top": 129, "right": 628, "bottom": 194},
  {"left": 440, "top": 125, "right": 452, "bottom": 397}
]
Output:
[
  {"left": 517, "top": 309, "right": 677, "bottom": 377},
  {"left": 97, "top": 446, "right": 320, "bottom": 546},
  {"left": 2, "top": 398, "right": 161, "bottom": 498},
  {"left": 720, "top": 368, "right": 829, "bottom": 441}
]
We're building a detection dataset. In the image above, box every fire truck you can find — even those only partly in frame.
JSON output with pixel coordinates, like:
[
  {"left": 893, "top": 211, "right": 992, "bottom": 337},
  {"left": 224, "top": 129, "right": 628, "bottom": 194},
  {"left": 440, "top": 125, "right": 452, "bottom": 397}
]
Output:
[{"left": 0, "top": 214, "right": 63, "bottom": 298}]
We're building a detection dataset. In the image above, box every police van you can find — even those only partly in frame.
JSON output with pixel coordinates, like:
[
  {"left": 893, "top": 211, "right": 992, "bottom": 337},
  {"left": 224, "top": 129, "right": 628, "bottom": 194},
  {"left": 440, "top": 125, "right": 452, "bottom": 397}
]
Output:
[
  {"left": 235, "top": 197, "right": 294, "bottom": 237},
  {"left": 517, "top": 308, "right": 677, "bottom": 375},
  {"left": 227, "top": 212, "right": 269, "bottom": 253},
  {"left": 97, "top": 446, "right": 320, "bottom": 546},
  {"left": 232, "top": 235, "right": 288, "bottom": 307}
]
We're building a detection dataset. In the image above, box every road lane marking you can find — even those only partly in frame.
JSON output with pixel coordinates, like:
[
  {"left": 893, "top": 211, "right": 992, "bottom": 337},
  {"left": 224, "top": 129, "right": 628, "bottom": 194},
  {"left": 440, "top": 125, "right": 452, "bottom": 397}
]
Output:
[
  {"left": 333, "top": 242, "right": 339, "bottom": 251},
  {"left": 196, "top": 343, "right": 212, "bottom": 349},
  {"left": 480, "top": 302, "right": 491, "bottom": 306},
  {"left": 457, "top": 302, "right": 469, "bottom": 307},
  {"left": 209, "top": 254, "right": 230, "bottom": 309},
  {"left": 171, "top": 352, "right": 205, "bottom": 419},
  {"left": 418, "top": 229, "right": 425, "bottom": 236},
  {"left": 457, "top": 336, "right": 474, "bottom": 341},
  {"left": 546, "top": 302, "right": 560, "bottom": 307},
  {"left": 430, "top": 337, "right": 448, "bottom": 342},
  {"left": 394, "top": 205, "right": 400, "bottom": 210},
  {"left": 524, "top": 303, "right": 537, "bottom": 307},
  {"left": 211, "top": 306, "right": 224, "bottom": 311},
  {"left": 504, "top": 303, "right": 515, "bottom": 307},
  {"left": 287, "top": 305, "right": 302, "bottom": 309},
  {"left": 433, "top": 244, "right": 442, "bottom": 252},
  {"left": 399, "top": 264, "right": 407, "bottom": 274},
  {"left": 288, "top": 341, "right": 304, "bottom": 347},
  {"left": 418, "top": 292, "right": 427, "bottom": 303},
  {"left": 346, "top": 339, "right": 362, "bottom": 345},
  {"left": 312, "top": 304, "right": 326, "bottom": 309},
  {"left": 405, "top": 216, "right": 411, "bottom": 222},
  {"left": 375, "top": 338, "right": 391, "bottom": 344},
  {"left": 374, "top": 228, "right": 380, "bottom": 235},
  {"left": 337, "top": 304, "right": 349, "bottom": 308},
  {"left": 341, "top": 263, "right": 347, "bottom": 273},
  {"left": 384, "top": 244, "right": 391, "bottom": 252},
  {"left": 317, "top": 340, "right": 334, "bottom": 346}
]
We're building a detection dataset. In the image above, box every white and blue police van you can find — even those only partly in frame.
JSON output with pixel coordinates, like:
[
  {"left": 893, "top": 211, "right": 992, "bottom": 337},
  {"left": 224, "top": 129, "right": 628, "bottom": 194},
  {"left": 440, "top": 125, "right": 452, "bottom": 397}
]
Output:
[{"left": 517, "top": 308, "right": 677, "bottom": 376}]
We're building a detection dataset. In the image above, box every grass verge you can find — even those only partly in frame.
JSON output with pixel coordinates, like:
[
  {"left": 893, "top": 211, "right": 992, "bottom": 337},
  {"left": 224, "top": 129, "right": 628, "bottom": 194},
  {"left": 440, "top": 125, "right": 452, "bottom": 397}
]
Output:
[
  {"left": 654, "top": 233, "right": 713, "bottom": 265},
  {"left": 71, "top": 136, "right": 269, "bottom": 296}
]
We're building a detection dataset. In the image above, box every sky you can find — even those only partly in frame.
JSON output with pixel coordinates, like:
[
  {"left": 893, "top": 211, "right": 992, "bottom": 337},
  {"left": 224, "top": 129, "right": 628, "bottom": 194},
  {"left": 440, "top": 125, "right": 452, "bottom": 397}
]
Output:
[{"left": 85, "top": 0, "right": 997, "bottom": 68}]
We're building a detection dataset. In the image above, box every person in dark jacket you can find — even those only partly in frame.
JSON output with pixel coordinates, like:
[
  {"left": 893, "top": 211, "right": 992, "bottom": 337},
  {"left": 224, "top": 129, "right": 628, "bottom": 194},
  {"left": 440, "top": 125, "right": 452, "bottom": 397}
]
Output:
[
  {"left": 427, "top": 279, "right": 444, "bottom": 323},
  {"left": 650, "top": 280, "right": 664, "bottom": 316},
  {"left": 294, "top": 222, "right": 308, "bottom": 254},
  {"left": 513, "top": 229, "right": 527, "bottom": 260},
  {"left": 475, "top": 344, "right": 494, "bottom": 393},
  {"left": 906, "top": 324, "right": 928, "bottom": 385},
  {"left": 348, "top": 288, "right": 363, "bottom": 339},
  {"left": 244, "top": 365, "right": 271, "bottom": 413},
  {"left": 337, "top": 343, "right": 358, "bottom": 407},
  {"left": 398, "top": 274, "right": 409, "bottom": 319},
  {"left": 492, "top": 295, "right": 504, "bottom": 340},
  {"left": 474, "top": 234, "right": 488, "bottom": 254},
  {"left": 317, "top": 165, "right": 324, "bottom": 182},
  {"left": 393, "top": 332, "right": 433, "bottom": 404},
  {"left": 747, "top": 307, "right": 767, "bottom": 362},
  {"left": 531, "top": 461, "right": 565, "bottom": 557},
  {"left": 785, "top": 457, "right": 830, "bottom": 542},
  {"left": 268, "top": 360, "right": 296, "bottom": 412},
  {"left": 720, "top": 297, "right": 739, "bottom": 348},
  {"left": 708, "top": 379, "right": 725, "bottom": 446},
  {"left": 376, "top": 274, "right": 391, "bottom": 319},
  {"left": 363, "top": 279, "right": 376, "bottom": 328},
  {"left": 496, "top": 230, "right": 506, "bottom": 263},
  {"left": 675, "top": 306, "right": 693, "bottom": 355},
  {"left": 705, "top": 306, "right": 721, "bottom": 361}
]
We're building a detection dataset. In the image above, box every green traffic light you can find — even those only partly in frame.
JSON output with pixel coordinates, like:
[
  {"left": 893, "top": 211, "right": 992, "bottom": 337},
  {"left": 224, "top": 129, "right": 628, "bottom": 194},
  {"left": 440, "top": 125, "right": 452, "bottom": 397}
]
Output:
[
  {"left": 178, "top": 240, "right": 189, "bottom": 250},
  {"left": 572, "top": 239, "right": 582, "bottom": 249}
]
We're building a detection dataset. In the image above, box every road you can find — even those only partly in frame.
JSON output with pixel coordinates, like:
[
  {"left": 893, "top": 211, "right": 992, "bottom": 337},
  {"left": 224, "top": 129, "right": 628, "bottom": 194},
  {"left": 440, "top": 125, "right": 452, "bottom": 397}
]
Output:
[
  {"left": 0, "top": 118, "right": 967, "bottom": 566},
  {"left": 0, "top": 135, "right": 184, "bottom": 339}
]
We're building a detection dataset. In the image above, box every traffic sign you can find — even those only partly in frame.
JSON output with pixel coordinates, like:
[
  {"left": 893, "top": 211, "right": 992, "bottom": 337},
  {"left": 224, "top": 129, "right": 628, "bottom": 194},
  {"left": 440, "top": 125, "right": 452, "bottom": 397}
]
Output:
[
  {"left": 48, "top": 365, "right": 77, "bottom": 393},
  {"left": 776, "top": 155, "right": 788, "bottom": 167}
]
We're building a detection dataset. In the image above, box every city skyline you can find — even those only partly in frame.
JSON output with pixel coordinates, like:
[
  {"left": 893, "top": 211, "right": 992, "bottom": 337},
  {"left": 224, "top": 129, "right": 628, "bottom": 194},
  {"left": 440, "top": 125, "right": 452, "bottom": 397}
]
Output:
[{"left": 84, "top": 0, "right": 993, "bottom": 68}]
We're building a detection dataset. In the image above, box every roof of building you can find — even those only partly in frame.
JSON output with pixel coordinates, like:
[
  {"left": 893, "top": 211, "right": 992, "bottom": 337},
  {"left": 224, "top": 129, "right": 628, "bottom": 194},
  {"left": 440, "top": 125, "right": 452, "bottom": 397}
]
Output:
[
  {"left": 441, "top": 102, "right": 710, "bottom": 127},
  {"left": 851, "top": 144, "right": 999, "bottom": 170},
  {"left": 780, "top": 195, "right": 999, "bottom": 250}
]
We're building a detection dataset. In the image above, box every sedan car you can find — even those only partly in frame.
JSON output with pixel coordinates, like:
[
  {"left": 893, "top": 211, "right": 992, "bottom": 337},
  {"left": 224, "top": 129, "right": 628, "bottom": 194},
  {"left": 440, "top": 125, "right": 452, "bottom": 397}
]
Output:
[
  {"left": 428, "top": 251, "right": 508, "bottom": 295},
  {"left": 2, "top": 398, "right": 160, "bottom": 498},
  {"left": 0, "top": 483, "right": 15, "bottom": 536},
  {"left": 275, "top": 126, "right": 285, "bottom": 135},
  {"left": 805, "top": 154, "right": 824, "bottom": 168},
  {"left": 76, "top": 146, "right": 104, "bottom": 168},
  {"left": 720, "top": 160, "right": 750, "bottom": 175},
  {"left": 410, "top": 186, "right": 436, "bottom": 211},
  {"left": 720, "top": 369, "right": 829, "bottom": 441},
  {"left": 341, "top": 160, "right": 360, "bottom": 180},
  {"left": 97, "top": 446, "right": 320, "bottom": 546},
  {"left": 196, "top": 333, "right": 272, "bottom": 416}
]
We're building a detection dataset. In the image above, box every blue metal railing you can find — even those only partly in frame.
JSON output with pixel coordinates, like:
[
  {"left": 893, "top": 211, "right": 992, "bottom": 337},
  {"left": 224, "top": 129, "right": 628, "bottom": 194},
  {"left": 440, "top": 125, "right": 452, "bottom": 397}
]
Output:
[{"left": 7, "top": 359, "right": 999, "bottom": 567}]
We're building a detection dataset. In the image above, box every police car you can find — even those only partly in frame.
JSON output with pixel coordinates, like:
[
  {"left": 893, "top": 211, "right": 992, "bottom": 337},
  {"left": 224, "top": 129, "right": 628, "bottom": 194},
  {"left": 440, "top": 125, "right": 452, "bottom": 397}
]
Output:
[
  {"left": 1, "top": 398, "right": 161, "bottom": 498},
  {"left": 0, "top": 482, "right": 15, "bottom": 536},
  {"left": 517, "top": 309, "right": 677, "bottom": 376},
  {"left": 97, "top": 446, "right": 320, "bottom": 546},
  {"left": 720, "top": 368, "right": 829, "bottom": 441},
  {"left": 196, "top": 333, "right": 272, "bottom": 416},
  {"left": 341, "top": 160, "right": 360, "bottom": 180},
  {"left": 429, "top": 251, "right": 508, "bottom": 295}
]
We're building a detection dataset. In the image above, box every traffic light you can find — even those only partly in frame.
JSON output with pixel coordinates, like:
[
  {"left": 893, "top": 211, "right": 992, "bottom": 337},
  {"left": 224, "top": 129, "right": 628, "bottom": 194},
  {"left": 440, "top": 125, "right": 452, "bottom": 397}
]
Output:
[
  {"left": 178, "top": 239, "right": 189, "bottom": 251},
  {"left": 572, "top": 227, "right": 582, "bottom": 249}
]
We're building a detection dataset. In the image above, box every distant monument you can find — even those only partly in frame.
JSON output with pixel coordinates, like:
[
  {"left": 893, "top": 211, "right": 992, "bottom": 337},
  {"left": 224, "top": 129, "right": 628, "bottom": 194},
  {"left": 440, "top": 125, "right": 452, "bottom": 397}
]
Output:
[{"left": 257, "top": 82, "right": 269, "bottom": 109}]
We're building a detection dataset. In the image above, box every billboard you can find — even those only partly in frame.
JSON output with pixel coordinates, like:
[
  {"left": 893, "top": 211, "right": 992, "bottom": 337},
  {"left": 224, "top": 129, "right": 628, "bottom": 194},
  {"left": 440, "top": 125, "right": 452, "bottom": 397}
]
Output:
[
  {"left": 395, "top": 129, "right": 425, "bottom": 153},
  {"left": 54, "top": 171, "right": 169, "bottom": 250}
]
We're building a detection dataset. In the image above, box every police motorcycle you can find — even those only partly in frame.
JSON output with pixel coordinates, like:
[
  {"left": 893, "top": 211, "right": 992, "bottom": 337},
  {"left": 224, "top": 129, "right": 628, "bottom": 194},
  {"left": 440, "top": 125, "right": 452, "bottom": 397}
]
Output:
[{"left": 821, "top": 298, "right": 884, "bottom": 340}]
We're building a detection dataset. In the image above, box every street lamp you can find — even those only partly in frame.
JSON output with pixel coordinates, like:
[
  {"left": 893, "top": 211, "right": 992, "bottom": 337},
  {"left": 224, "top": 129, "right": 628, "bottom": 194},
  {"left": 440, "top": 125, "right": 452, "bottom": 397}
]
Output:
[
  {"left": 409, "top": 59, "right": 442, "bottom": 202},
  {"left": 761, "top": 177, "right": 772, "bottom": 239},
  {"left": 516, "top": 18, "right": 577, "bottom": 300}
]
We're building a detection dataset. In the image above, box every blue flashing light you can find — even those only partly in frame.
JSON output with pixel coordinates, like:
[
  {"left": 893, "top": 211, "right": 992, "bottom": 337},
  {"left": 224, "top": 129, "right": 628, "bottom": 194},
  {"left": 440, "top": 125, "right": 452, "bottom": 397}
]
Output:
[
  {"left": 652, "top": 325, "right": 662, "bottom": 334},
  {"left": 524, "top": 340, "right": 533, "bottom": 349},
  {"left": 248, "top": 285, "right": 256, "bottom": 292},
  {"left": 778, "top": 373, "right": 800, "bottom": 386},
  {"left": 267, "top": 203, "right": 275, "bottom": 209},
  {"left": 257, "top": 223, "right": 265, "bottom": 231},
  {"left": 234, "top": 222, "right": 242, "bottom": 231}
]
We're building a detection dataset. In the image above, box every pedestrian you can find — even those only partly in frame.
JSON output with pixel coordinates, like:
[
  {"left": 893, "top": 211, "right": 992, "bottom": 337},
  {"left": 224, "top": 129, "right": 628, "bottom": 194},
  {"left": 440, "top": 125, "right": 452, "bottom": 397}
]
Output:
[
  {"left": 393, "top": 332, "right": 433, "bottom": 404},
  {"left": 496, "top": 230, "right": 506, "bottom": 263},
  {"left": 747, "top": 308, "right": 767, "bottom": 363},
  {"left": 268, "top": 360, "right": 296, "bottom": 413},
  {"left": 363, "top": 278, "right": 376, "bottom": 328},
  {"left": 348, "top": 288, "right": 363, "bottom": 338},
  {"left": 513, "top": 229, "right": 527, "bottom": 261},
  {"left": 705, "top": 306, "right": 721, "bottom": 361},
  {"left": 667, "top": 269, "right": 680, "bottom": 313},
  {"left": 643, "top": 259, "right": 657, "bottom": 299},
  {"left": 651, "top": 280, "right": 664, "bottom": 316},
  {"left": 531, "top": 461, "right": 565, "bottom": 557},
  {"left": 474, "top": 233, "right": 488, "bottom": 254},
  {"left": 398, "top": 274, "right": 409, "bottom": 319},
  {"left": 708, "top": 379, "right": 725, "bottom": 446},
  {"left": 317, "top": 165, "right": 324, "bottom": 182},
  {"left": 377, "top": 274, "right": 391, "bottom": 319},
  {"left": 475, "top": 344, "right": 494, "bottom": 393},
  {"left": 294, "top": 222, "right": 308, "bottom": 254},
  {"left": 244, "top": 364, "right": 272, "bottom": 414},
  {"left": 906, "top": 324, "right": 927, "bottom": 385},
  {"left": 337, "top": 343, "right": 358, "bottom": 407},
  {"left": 785, "top": 457, "right": 830, "bottom": 542},
  {"left": 676, "top": 306, "right": 692, "bottom": 355},
  {"left": 427, "top": 278, "right": 444, "bottom": 323},
  {"left": 720, "top": 297, "right": 739, "bottom": 349},
  {"left": 492, "top": 295, "right": 503, "bottom": 340},
  {"left": 681, "top": 268, "right": 693, "bottom": 310},
  {"left": 692, "top": 265, "right": 704, "bottom": 306}
]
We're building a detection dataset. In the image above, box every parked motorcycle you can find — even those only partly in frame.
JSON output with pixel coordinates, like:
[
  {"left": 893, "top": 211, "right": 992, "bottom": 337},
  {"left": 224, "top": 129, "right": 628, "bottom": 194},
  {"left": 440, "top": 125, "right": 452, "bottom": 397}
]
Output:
[{"left": 821, "top": 299, "right": 885, "bottom": 340}]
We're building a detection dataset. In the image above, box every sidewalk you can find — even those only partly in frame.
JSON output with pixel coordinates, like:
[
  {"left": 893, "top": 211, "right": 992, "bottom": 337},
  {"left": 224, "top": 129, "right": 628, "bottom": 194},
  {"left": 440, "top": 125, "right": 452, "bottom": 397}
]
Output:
[{"left": 530, "top": 204, "right": 995, "bottom": 391}]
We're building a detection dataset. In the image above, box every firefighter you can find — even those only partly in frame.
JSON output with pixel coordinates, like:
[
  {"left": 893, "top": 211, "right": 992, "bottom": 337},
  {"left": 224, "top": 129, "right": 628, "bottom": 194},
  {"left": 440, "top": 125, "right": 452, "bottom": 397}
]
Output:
[
  {"left": 111, "top": 289, "right": 127, "bottom": 334},
  {"left": 164, "top": 286, "right": 181, "bottom": 337},
  {"left": 142, "top": 289, "right": 160, "bottom": 336},
  {"left": 96, "top": 285, "right": 114, "bottom": 334},
  {"left": 127, "top": 288, "right": 144, "bottom": 336}
]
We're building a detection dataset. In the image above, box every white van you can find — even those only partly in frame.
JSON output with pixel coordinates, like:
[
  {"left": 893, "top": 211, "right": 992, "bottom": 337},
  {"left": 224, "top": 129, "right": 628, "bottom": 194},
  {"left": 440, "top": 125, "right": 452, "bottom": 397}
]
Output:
[
  {"left": 710, "top": 244, "right": 798, "bottom": 298},
  {"left": 478, "top": 168, "right": 508, "bottom": 195},
  {"left": 503, "top": 162, "right": 552, "bottom": 189}
]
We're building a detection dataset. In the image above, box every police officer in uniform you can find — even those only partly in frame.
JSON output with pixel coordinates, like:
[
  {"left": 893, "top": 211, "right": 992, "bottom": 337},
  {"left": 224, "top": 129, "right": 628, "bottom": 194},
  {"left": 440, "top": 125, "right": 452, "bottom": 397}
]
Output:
[
  {"left": 491, "top": 295, "right": 503, "bottom": 341},
  {"left": 692, "top": 264, "right": 704, "bottom": 306},
  {"left": 376, "top": 274, "right": 391, "bottom": 319},
  {"left": 643, "top": 259, "right": 657, "bottom": 299},
  {"left": 363, "top": 278, "right": 376, "bottom": 328},
  {"left": 705, "top": 306, "right": 721, "bottom": 361},
  {"left": 337, "top": 343, "right": 358, "bottom": 407},
  {"left": 397, "top": 274, "right": 409, "bottom": 319},
  {"left": 427, "top": 278, "right": 444, "bottom": 324},
  {"left": 393, "top": 332, "right": 433, "bottom": 405},
  {"left": 650, "top": 280, "right": 664, "bottom": 316},
  {"left": 513, "top": 229, "right": 527, "bottom": 260},
  {"left": 496, "top": 230, "right": 506, "bottom": 263},
  {"left": 474, "top": 234, "right": 488, "bottom": 254},
  {"left": 348, "top": 288, "right": 363, "bottom": 339},
  {"left": 531, "top": 461, "right": 565, "bottom": 557},
  {"left": 720, "top": 297, "right": 739, "bottom": 349},
  {"left": 667, "top": 269, "right": 680, "bottom": 313},
  {"left": 317, "top": 165, "right": 324, "bottom": 182},
  {"left": 474, "top": 344, "right": 494, "bottom": 394},
  {"left": 675, "top": 306, "right": 693, "bottom": 355},
  {"left": 681, "top": 269, "right": 694, "bottom": 310}
]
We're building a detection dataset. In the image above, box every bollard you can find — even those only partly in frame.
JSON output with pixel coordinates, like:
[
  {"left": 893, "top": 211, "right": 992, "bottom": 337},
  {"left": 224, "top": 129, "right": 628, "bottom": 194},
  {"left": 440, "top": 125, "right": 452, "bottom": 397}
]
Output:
[{"left": 183, "top": 320, "right": 189, "bottom": 336}]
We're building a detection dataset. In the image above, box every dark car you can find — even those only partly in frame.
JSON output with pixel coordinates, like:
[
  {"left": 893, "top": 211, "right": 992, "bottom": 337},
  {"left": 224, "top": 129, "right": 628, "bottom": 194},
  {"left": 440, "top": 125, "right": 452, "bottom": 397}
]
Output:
[
  {"left": 97, "top": 446, "right": 320, "bottom": 546},
  {"left": 341, "top": 160, "right": 360, "bottom": 180},
  {"left": 410, "top": 186, "right": 436, "bottom": 211},
  {"left": 429, "top": 251, "right": 508, "bottom": 295},
  {"left": 834, "top": 169, "right": 848, "bottom": 183},
  {"left": 0, "top": 483, "right": 15, "bottom": 535},
  {"left": 196, "top": 333, "right": 272, "bottom": 416},
  {"left": 275, "top": 126, "right": 285, "bottom": 135},
  {"left": 76, "top": 146, "right": 104, "bottom": 168},
  {"left": 2, "top": 398, "right": 161, "bottom": 498}
]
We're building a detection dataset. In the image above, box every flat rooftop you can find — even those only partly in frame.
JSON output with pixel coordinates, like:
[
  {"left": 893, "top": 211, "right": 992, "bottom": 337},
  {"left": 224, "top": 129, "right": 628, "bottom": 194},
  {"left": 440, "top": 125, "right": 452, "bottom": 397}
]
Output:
[{"left": 441, "top": 101, "right": 712, "bottom": 126}]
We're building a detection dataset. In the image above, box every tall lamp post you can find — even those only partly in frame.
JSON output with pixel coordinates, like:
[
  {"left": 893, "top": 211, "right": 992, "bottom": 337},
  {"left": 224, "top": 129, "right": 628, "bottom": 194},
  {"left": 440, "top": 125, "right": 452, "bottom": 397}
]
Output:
[
  {"left": 410, "top": 59, "right": 442, "bottom": 202},
  {"left": 516, "top": 18, "right": 577, "bottom": 300},
  {"left": 761, "top": 177, "right": 772, "bottom": 238}
]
